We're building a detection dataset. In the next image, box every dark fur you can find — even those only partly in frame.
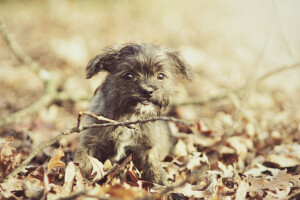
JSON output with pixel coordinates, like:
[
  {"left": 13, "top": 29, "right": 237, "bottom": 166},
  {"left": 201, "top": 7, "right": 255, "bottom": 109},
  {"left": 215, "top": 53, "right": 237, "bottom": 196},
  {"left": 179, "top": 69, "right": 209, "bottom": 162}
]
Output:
[{"left": 74, "top": 43, "right": 192, "bottom": 185}]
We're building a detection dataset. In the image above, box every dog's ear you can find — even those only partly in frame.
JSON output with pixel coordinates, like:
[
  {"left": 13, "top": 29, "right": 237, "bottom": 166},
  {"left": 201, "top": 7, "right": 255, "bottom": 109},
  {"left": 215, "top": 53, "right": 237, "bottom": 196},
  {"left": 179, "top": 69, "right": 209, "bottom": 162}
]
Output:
[
  {"left": 166, "top": 51, "right": 193, "bottom": 81},
  {"left": 86, "top": 45, "right": 122, "bottom": 79}
]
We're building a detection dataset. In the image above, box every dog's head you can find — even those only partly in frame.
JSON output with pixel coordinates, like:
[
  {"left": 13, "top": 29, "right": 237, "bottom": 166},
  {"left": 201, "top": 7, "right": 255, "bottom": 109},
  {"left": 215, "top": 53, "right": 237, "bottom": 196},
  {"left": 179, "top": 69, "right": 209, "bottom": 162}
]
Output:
[{"left": 86, "top": 43, "right": 192, "bottom": 119}]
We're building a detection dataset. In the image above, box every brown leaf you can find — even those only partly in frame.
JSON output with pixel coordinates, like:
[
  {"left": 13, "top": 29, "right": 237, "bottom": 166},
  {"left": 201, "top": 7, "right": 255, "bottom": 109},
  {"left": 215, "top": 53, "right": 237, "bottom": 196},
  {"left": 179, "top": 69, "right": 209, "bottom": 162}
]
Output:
[
  {"left": 47, "top": 146, "right": 66, "bottom": 173},
  {"left": 99, "top": 184, "right": 146, "bottom": 200},
  {"left": 267, "top": 154, "right": 300, "bottom": 167},
  {"left": 63, "top": 162, "right": 76, "bottom": 194},
  {"left": 235, "top": 180, "right": 249, "bottom": 200},
  {"left": 22, "top": 167, "right": 46, "bottom": 200},
  {"left": 0, "top": 177, "right": 23, "bottom": 199},
  {"left": 84, "top": 152, "right": 106, "bottom": 182},
  {"left": 173, "top": 139, "right": 188, "bottom": 157},
  {"left": 0, "top": 136, "right": 26, "bottom": 180},
  {"left": 247, "top": 169, "right": 300, "bottom": 194},
  {"left": 103, "top": 159, "right": 112, "bottom": 171}
]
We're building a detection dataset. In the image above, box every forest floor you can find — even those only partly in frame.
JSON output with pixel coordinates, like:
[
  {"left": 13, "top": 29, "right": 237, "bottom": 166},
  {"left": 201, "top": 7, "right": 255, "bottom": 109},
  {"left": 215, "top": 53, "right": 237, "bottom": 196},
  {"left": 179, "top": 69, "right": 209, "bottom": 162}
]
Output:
[{"left": 0, "top": 1, "right": 300, "bottom": 199}]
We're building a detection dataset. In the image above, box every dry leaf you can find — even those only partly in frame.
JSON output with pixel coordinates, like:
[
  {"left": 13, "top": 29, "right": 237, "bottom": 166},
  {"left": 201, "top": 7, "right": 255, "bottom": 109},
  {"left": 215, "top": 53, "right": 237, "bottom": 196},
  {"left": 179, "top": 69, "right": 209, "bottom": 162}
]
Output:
[
  {"left": 0, "top": 136, "right": 26, "bottom": 180},
  {"left": 63, "top": 162, "right": 76, "bottom": 194},
  {"left": 103, "top": 159, "right": 112, "bottom": 171},
  {"left": 186, "top": 152, "right": 208, "bottom": 170},
  {"left": 235, "top": 180, "right": 248, "bottom": 200},
  {"left": 47, "top": 146, "right": 66, "bottom": 173},
  {"left": 173, "top": 183, "right": 206, "bottom": 198},
  {"left": 173, "top": 139, "right": 188, "bottom": 157},
  {"left": 85, "top": 152, "right": 106, "bottom": 182},
  {"left": 267, "top": 154, "right": 300, "bottom": 167},
  {"left": 247, "top": 169, "right": 300, "bottom": 195},
  {"left": 98, "top": 184, "right": 146, "bottom": 200},
  {"left": 22, "top": 166, "right": 46, "bottom": 200},
  {"left": 227, "top": 136, "right": 253, "bottom": 169},
  {"left": 245, "top": 163, "right": 279, "bottom": 176},
  {"left": 0, "top": 177, "right": 23, "bottom": 199}
]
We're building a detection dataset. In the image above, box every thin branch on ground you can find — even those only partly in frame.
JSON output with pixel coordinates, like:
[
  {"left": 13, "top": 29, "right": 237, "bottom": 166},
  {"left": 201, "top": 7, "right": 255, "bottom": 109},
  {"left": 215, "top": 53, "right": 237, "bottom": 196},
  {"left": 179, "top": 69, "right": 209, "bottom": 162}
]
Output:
[
  {"left": 0, "top": 76, "right": 61, "bottom": 127},
  {"left": 76, "top": 111, "right": 136, "bottom": 130},
  {"left": 3, "top": 115, "right": 193, "bottom": 182},
  {"left": 1, "top": 16, "right": 300, "bottom": 129},
  {"left": 0, "top": 16, "right": 61, "bottom": 128},
  {"left": 273, "top": 0, "right": 294, "bottom": 57},
  {"left": 173, "top": 62, "right": 300, "bottom": 106},
  {"left": 0, "top": 16, "right": 50, "bottom": 79}
]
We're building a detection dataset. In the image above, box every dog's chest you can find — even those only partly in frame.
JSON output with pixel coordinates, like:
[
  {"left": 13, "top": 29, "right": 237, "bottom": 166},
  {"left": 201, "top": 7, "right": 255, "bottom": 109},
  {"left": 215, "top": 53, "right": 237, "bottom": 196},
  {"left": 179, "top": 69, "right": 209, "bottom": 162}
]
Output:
[{"left": 113, "top": 127, "right": 141, "bottom": 162}]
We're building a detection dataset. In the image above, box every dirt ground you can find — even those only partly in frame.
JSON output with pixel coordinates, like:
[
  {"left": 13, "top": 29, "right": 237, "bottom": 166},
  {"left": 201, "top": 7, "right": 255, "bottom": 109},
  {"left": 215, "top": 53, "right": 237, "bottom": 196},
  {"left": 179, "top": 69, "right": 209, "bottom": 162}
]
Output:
[{"left": 0, "top": 1, "right": 300, "bottom": 199}]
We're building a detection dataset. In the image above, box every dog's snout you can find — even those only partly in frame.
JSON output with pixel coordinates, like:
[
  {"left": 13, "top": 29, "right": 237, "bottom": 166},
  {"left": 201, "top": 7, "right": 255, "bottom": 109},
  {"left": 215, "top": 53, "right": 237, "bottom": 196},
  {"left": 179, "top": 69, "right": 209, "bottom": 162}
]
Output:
[{"left": 142, "top": 86, "right": 154, "bottom": 97}]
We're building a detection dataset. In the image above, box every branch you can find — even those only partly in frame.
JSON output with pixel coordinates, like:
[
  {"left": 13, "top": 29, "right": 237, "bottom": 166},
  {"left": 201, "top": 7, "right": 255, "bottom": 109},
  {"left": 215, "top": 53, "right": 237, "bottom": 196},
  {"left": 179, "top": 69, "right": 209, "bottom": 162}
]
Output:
[
  {"left": 0, "top": 76, "right": 61, "bottom": 127},
  {"left": 0, "top": 16, "right": 61, "bottom": 128},
  {"left": 77, "top": 111, "right": 138, "bottom": 129},
  {"left": 174, "top": 63, "right": 300, "bottom": 106},
  {"left": 0, "top": 16, "right": 51, "bottom": 79},
  {"left": 3, "top": 115, "right": 193, "bottom": 182}
]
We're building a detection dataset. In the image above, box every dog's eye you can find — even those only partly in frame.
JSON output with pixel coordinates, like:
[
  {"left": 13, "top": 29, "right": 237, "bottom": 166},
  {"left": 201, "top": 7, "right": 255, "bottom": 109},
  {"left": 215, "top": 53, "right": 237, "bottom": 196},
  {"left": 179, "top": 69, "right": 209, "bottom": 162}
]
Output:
[
  {"left": 124, "top": 73, "right": 133, "bottom": 80},
  {"left": 157, "top": 73, "right": 165, "bottom": 80}
]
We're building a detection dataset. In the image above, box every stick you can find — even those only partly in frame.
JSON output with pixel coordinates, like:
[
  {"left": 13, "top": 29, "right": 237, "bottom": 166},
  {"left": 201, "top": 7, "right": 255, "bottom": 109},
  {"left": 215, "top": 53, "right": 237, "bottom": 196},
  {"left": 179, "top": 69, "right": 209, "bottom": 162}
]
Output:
[
  {"left": 173, "top": 63, "right": 300, "bottom": 106},
  {"left": 0, "top": 16, "right": 61, "bottom": 128},
  {"left": 3, "top": 115, "right": 193, "bottom": 182}
]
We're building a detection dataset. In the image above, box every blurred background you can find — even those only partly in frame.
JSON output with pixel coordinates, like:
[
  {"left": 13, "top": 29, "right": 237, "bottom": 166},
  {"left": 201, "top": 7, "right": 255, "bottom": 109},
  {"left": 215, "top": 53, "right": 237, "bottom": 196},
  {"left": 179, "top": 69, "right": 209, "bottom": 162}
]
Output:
[{"left": 0, "top": 0, "right": 300, "bottom": 152}]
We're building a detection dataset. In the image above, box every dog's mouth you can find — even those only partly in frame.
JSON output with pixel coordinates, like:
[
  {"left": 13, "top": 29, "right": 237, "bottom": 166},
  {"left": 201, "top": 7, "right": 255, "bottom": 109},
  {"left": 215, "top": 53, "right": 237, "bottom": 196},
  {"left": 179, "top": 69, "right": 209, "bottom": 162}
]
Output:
[{"left": 140, "top": 100, "right": 152, "bottom": 105}]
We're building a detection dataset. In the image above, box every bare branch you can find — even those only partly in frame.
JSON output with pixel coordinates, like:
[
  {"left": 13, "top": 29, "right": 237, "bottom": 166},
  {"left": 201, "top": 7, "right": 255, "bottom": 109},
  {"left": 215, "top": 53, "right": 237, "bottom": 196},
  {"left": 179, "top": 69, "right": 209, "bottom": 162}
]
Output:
[
  {"left": 174, "top": 63, "right": 300, "bottom": 106},
  {"left": 273, "top": 0, "right": 294, "bottom": 57},
  {"left": 0, "top": 16, "right": 50, "bottom": 79},
  {"left": 0, "top": 76, "right": 61, "bottom": 127},
  {"left": 3, "top": 115, "right": 193, "bottom": 182},
  {"left": 77, "top": 111, "right": 138, "bottom": 129},
  {"left": 0, "top": 16, "right": 61, "bottom": 128}
]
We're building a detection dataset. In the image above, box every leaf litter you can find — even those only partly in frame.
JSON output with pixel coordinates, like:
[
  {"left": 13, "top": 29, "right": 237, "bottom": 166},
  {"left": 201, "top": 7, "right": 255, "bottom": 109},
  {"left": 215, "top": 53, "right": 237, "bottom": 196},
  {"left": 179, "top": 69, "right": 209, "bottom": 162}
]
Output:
[{"left": 0, "top": 2, "right": 300, "bottom": 198}]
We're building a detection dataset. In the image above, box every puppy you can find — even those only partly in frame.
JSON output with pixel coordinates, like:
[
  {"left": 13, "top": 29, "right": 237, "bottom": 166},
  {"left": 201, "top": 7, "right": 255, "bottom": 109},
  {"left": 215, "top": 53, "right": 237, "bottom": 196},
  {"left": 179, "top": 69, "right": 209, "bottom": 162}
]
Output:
[{"left": 74, "top": 43, "right": 192, "bottom": 185}]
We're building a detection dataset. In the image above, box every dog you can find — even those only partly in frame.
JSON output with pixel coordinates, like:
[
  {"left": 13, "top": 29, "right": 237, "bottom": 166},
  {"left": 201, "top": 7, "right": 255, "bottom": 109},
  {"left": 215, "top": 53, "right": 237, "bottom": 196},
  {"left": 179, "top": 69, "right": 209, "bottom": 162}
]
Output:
[{"left": 74, "top": 43, "right": 192, "bottom": 185}]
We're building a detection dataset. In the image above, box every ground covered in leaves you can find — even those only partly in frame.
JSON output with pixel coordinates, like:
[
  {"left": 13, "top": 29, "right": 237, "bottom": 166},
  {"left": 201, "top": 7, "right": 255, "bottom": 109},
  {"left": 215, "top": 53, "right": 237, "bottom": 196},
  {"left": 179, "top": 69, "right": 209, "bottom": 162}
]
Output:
[{"left": 1, "top": 1, "right": 300, "bottom": 199}]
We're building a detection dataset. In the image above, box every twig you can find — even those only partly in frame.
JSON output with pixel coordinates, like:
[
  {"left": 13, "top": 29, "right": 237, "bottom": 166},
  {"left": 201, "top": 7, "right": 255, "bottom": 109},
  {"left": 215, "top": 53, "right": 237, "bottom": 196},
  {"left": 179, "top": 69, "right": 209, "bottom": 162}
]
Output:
[
  {"left": 173, "top": 63, "right": 300, "bottom": 106},
  {"left": 0, "top": 16, "right": 50, "bottom": 79},
  {"left": 77, "top": 111, "right": 126, "bottom": 128},
  {"left": 0, "top": 76, "right": 61, "bottom": 127},
  {"left": 84, "top": 116, "right": 194, "bottom": 129},
  {"left": 273, "top": 0, "right": 294, "bottom": 57},
  {"left": 3, "top": 115, "right": 193, "bottom": 182},
  {"left": 0, "top": 16, "right": 61, "bottom": 128}
]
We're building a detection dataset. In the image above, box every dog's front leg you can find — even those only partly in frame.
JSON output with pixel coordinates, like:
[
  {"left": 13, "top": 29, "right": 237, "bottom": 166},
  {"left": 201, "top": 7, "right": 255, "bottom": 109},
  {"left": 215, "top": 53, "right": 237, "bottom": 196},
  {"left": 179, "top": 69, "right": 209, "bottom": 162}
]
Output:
[{"left": 142, "top": 149, "right": 168, "bottom": 185}]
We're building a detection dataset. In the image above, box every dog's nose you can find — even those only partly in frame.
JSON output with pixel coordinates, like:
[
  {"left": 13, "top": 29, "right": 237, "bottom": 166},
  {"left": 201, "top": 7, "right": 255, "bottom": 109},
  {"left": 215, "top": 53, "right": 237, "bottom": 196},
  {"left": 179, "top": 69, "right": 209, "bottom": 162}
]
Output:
[{"left": 142, "top": 87, "right": 154, "bottom": 97}]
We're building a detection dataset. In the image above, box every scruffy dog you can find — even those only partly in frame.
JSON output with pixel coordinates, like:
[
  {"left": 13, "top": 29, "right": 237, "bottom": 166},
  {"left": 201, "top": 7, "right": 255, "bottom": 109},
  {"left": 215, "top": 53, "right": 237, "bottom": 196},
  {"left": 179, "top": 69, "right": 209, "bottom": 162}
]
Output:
[{"left": 74, "top": 43, "right": 192, "bottom": 185}]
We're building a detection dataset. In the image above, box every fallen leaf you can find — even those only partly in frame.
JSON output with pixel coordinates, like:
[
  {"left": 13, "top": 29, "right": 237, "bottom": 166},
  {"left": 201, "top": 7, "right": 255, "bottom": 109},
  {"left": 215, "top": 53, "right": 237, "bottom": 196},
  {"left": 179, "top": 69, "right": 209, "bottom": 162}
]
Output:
[
  {"left": 84, "top": 152, "right": 106, "bottom": 182},
  {"left": 22, "top": 167, "right": 46, "bottom": 200},
  {"left": 186, "top": 152, "right": 208, "bottom": 171},
  {"left": 0, "top": 177, "right": 23, "bottom": 199},
  {"left": 235, "top": 180, "right": 248, "bottom": 200},
  {"left": 247, "top": 169, "right": 300, "bottom": 195},
  {"left": 0, "top": 136, "right": 26, "bottom": 180},
  {"left": 47, "top": 146, "right": 66, "bottom": 173},
  {"left": 103, "top": 159, "right": 112, "bottom": 171},
  {"left": 98, "top": 184, "right": 146, "bottom": 200},
  {"left": 173, "top": 139, "right": 188, "bottom": 157},
  {"left": 267, "top": 154, "right": 300, "bottom": 167},
  {"left": 173, "top": 183, "right": 206, "bottom": 198},
  {"left": 63, "top": 162, "right": 76, "bottom": 194}
]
